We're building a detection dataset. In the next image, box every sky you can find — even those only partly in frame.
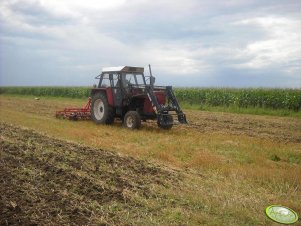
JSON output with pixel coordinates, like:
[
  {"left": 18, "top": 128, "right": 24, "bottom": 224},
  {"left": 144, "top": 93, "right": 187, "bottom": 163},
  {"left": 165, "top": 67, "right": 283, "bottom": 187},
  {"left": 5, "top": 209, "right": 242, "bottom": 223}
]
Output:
[{"left": 0, "top": 0, "right": 301, "bottom": 87}]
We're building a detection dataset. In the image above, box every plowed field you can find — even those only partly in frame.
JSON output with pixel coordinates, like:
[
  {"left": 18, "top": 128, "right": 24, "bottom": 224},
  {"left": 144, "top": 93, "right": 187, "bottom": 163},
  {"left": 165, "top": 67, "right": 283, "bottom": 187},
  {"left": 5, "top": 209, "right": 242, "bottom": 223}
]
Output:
[
  {"left": 0, "top": 123, "right": 180, "bottom": 225},
  {"left": 1, "top": 95, "right": 301, "bottom": 225}
]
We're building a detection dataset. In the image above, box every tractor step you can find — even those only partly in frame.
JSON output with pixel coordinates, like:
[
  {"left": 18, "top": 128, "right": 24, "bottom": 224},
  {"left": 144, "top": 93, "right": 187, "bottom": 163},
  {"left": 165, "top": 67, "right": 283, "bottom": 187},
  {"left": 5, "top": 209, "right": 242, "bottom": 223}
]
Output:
[{"left": 55, "top": 97, "right": 92, "bottom": 120}]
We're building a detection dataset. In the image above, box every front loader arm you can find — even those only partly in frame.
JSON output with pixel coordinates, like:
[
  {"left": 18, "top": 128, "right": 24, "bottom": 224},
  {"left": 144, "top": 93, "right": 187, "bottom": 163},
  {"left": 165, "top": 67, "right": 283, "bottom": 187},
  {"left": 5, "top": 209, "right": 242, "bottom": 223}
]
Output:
[
  {"left": 145, "top": 85, "right": 187, "bottom": 125},
  {"left": 145, "top": 85, "right": 162, "bottom": 113},
  {"left": 165, "top": 86, "right": 187, "bottom": 124}
]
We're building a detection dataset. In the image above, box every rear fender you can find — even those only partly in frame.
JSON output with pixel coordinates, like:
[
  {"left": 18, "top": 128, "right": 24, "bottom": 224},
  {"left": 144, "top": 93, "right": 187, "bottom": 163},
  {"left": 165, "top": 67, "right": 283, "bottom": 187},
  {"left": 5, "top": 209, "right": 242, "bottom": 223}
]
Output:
[{"left": 91, "top": 88, "right": 114, "bottom": 106}]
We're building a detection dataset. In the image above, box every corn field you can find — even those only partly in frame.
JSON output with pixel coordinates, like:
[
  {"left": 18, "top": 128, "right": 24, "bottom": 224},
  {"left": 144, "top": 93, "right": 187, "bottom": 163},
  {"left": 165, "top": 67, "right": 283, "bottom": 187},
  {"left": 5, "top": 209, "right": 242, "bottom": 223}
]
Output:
[
  {"left": 0, "top": 87, "right": 90, "bottom": 99},
  {"left": 0, "top": 86, "right": 300, "bottom": 111},
  {"left": 175, "top": 88, "right": 301, "bottom": 111}
]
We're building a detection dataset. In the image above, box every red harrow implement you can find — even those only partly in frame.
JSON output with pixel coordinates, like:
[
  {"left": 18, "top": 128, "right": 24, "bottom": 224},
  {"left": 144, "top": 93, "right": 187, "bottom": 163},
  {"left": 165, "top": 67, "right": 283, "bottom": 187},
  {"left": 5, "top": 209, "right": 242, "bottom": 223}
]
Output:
[{"left": 55, "top": 97, "right": 92, "bottom": 120}]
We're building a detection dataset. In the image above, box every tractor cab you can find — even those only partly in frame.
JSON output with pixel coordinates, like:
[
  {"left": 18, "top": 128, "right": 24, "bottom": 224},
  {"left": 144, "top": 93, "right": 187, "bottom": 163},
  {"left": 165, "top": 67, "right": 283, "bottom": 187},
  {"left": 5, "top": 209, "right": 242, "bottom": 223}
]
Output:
[
  {"left": 96, "top": 66, "right": 148, "bottom": 105},
  {"left": 90, "top": 66, "right": 187, "bottom": 129}
]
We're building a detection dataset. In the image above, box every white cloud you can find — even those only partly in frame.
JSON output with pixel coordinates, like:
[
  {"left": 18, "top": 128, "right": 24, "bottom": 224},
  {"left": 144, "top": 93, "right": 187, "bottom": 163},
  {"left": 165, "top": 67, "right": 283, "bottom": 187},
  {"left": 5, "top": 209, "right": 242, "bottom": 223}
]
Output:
[{"left": 234, "top": 16, "right": 301, "bottom": 70}]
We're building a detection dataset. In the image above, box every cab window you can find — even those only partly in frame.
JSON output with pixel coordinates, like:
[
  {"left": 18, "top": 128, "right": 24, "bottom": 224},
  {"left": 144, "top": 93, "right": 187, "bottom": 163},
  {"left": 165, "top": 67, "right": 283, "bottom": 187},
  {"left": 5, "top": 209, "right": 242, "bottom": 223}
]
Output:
[
  {"left": 135, "top": 74, "right": 145, "bottom": 85},
  {"left": 100, "top": 73, "right": 110, "bottom": 87}
]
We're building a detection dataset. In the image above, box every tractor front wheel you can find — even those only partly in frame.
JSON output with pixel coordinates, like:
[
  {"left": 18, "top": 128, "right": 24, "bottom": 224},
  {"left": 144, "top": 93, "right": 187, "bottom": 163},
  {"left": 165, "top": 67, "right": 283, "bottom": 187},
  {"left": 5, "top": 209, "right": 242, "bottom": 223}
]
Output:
[
  {"left": 158, "top": 114, "right": 173, "bottom": 130},
  {"left": 91, "top": 93, "right": 114, "bottom": 124},
  {"left": 123, "top": 111, "right": 141, "bottom": 129}
]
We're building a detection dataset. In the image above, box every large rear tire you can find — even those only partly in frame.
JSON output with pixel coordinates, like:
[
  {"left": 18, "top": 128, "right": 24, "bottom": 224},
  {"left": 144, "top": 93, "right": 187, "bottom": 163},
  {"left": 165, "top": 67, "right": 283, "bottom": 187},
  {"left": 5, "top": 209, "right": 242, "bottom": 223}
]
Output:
[
  {"left": 91, "top": 92, "right": 114, "bottom": 124},
  {"left": 123, "top": 111, "right": 141, "bottom": 129}
]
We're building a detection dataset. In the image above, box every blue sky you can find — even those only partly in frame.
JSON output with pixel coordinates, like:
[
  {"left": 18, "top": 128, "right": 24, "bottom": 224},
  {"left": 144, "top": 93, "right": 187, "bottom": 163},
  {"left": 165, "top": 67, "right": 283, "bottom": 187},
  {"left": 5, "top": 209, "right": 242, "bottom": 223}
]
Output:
[{"left": 0, "top": 0, "right": 300, "bottom": 87}]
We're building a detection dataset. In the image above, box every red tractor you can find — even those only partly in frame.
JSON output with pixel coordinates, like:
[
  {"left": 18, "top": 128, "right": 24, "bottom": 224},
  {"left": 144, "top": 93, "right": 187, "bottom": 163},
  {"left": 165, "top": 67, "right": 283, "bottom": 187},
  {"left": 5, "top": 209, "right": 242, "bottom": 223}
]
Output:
[{"left": 90, "top": 65, "right": 187, "bottom": 129}]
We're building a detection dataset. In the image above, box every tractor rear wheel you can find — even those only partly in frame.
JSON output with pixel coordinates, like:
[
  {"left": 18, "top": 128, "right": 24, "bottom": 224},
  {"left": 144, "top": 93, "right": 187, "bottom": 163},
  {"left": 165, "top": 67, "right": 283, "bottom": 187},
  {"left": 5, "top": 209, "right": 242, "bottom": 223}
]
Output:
[
  {"left": 91, "top": 92, "right": 114, "bottom": 124},
  {"left": 123, "top": 111, "right": 141, "bottom": 129},
  {"left": 158, "top": 114, "right": 173, "bottom": 130}
]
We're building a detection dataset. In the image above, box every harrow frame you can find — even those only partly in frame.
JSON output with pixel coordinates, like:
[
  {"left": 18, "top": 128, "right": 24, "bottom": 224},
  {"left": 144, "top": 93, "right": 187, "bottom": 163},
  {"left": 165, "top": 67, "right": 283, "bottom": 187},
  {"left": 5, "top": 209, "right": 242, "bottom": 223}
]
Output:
[{"left": 55, "top": 98, "right": 91, "bottom": 120}]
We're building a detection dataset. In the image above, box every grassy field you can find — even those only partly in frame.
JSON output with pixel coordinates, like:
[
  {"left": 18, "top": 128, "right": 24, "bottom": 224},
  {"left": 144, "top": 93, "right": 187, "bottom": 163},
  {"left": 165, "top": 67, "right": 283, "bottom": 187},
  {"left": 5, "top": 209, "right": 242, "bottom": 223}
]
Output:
[{"left": 0, "top": 94, "right": 301, "bottom": 225}]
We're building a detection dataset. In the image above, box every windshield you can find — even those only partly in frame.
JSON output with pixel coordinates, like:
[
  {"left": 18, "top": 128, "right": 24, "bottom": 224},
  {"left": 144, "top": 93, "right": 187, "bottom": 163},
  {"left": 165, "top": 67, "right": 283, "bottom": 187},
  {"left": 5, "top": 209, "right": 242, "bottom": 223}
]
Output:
[{"left": 122, "top": 73, "right": 145, "bottom": 86}]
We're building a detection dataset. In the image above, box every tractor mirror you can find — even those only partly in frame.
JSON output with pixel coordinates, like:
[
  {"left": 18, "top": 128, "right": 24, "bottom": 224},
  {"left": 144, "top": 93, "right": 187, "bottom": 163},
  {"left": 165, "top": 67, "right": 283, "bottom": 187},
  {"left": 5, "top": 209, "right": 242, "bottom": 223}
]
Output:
[{"left": 150, "top": 76, "right": 156, "bottom": 85}]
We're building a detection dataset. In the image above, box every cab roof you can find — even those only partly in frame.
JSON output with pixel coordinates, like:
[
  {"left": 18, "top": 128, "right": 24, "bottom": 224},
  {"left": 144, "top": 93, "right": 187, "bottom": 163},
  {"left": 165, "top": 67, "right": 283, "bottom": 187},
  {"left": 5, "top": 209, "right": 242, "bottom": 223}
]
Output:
[{"left": 102, "top": 66, "right": 144, "bottom": 73}]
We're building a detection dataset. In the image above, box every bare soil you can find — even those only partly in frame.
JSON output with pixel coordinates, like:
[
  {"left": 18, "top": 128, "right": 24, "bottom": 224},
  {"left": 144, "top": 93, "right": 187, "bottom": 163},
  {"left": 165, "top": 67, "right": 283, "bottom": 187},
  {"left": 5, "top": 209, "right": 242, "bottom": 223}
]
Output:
[{"left": 0, "top": 122, "right": 180, "bottom": 225}]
